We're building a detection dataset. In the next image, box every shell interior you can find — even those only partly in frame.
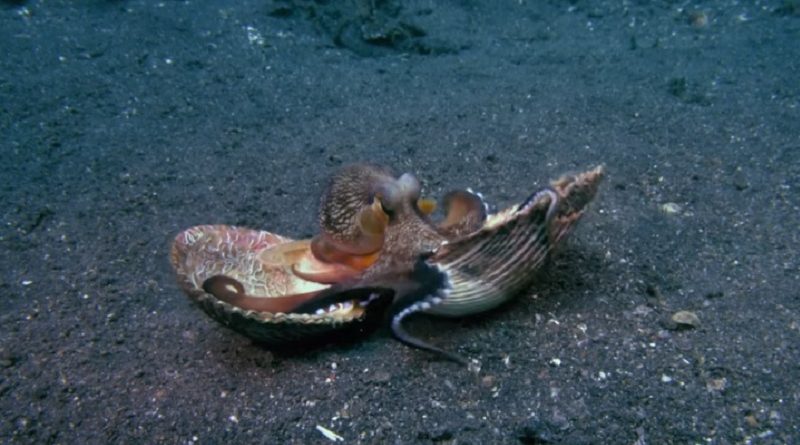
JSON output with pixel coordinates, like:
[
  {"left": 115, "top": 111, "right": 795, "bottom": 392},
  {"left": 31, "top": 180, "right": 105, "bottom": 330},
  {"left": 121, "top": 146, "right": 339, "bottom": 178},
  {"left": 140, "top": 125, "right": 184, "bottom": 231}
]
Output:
[{"left": 170, "top": 225, "right": 375, "bottom": 344}]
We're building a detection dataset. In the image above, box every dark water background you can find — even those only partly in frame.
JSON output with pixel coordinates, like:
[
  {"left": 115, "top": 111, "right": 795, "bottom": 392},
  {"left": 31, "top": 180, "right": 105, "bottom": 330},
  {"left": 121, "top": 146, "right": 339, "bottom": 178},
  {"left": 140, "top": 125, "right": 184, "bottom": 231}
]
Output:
[{"left": 1, "top": 0, "right": 798, "bottom": 443}]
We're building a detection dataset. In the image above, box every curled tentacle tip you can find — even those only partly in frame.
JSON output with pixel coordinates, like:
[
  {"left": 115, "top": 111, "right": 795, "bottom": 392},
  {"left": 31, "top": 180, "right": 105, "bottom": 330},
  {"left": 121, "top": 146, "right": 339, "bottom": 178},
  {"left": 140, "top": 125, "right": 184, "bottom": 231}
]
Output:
[
  {"left": 390, "top": 313, "right": 467, "bottom": 365},
  {"left": 388, "top": 270, "right": 466, "bottom": 364},
  {"left": 517, "top": 187, "right": 559, "bottom": 218}
]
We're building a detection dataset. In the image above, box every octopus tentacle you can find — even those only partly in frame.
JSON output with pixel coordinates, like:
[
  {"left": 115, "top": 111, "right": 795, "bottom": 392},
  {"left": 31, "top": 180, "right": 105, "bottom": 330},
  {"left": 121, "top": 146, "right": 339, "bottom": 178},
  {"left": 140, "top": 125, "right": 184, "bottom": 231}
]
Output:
[
  {"left": 202, "top": 275, "right": 321, "bottom": 313},
  {"left": 517, "top": 187, "right": 558, "bottom": 218},
  {"left": 389, "top": 294, "right": 466, "bottom": 365},
  {"left": 385, "top": 259, "right": 466, "bottom": 364},
  {"left": 291, "top": 284, "right": 390, "bottom": 314}
]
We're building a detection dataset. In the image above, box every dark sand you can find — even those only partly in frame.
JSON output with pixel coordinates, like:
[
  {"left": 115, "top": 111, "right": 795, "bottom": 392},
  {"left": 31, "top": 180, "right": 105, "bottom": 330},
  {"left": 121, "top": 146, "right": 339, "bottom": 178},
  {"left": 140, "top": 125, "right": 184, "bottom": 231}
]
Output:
[{"left": 2, "top": 1, "right": 798, "bottom": 443}]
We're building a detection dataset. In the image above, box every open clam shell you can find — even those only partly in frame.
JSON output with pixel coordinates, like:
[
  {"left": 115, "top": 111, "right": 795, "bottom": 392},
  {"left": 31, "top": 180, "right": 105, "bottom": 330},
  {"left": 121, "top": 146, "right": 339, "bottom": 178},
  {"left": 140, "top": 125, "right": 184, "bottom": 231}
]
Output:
[
  {"left": 170, "top": 166, "right": 604, "bottom": 355},
  {"left": 170, "top": 225, "right": 379, "bottom": 344},
  {"left": 426, "top": 165, "right": 605, "bottom": 317}
]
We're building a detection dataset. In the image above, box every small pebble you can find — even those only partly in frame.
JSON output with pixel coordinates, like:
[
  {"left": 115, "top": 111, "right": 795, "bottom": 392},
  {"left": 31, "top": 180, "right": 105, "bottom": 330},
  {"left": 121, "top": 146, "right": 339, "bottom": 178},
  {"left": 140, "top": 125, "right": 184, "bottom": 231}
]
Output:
[
  {"left": 367, "top": 370, "right": 391, "bottom": 384},
  {"left": 733, "top": 169, "right": 750, "bottom": 190},
  {"left": 671, "top": 310, "right": 701, "bottom": 328},
  {"left": 706, "top": 377, "right": 727, "bottom": 392},
  {"left": 316, "top": 425, "right": 344, "bottom": 442},
  {"left": 660, "top": 202, "right": 682, "bottom": 214},
  {"left": 688, "top": 10, "right": 709, "bottom": 28}
]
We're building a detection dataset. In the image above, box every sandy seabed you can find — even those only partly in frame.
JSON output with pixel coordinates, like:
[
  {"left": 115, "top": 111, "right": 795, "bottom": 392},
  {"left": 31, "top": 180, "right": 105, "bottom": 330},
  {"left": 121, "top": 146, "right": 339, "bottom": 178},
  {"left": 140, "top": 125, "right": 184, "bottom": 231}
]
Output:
[{"left": 1, "top": 1, "right": 798, "bottom": 443}]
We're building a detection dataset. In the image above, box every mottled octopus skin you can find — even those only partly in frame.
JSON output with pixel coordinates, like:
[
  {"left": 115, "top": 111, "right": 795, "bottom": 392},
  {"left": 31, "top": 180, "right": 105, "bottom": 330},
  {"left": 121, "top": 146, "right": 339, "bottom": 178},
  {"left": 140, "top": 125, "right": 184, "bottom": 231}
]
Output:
[{"left": 170, "top": 164, "right": 605, "bottom": 363}]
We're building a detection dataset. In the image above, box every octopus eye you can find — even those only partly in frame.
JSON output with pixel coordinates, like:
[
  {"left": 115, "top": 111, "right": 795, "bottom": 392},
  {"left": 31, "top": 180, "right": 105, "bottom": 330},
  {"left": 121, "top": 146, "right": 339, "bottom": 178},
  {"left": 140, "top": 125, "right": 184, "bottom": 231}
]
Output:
[{"left": 416, "top": 197, "right": 437, "bottom": 215}]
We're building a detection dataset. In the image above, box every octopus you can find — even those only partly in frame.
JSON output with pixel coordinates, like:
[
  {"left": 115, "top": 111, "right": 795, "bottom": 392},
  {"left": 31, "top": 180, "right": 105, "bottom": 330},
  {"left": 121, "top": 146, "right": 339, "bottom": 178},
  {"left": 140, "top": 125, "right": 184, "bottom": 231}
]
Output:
[{"left": 171, "top": 163, "right": 604, "bottom": 363}]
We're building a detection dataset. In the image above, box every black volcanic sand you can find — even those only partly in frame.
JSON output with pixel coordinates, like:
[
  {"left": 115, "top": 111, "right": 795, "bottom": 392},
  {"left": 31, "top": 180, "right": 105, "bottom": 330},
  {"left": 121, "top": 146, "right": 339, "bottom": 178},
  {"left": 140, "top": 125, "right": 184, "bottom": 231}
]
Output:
[{"left": 2, "top": 1, "right": 798, "bottom": 443}]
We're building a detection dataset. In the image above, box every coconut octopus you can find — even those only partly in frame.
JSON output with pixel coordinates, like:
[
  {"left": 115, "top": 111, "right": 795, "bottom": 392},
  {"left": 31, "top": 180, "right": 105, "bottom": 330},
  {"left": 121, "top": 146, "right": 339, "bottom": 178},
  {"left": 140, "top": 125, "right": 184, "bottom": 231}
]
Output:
[{"left": 170, "top": 163, "right": 604, "bottom": 363}]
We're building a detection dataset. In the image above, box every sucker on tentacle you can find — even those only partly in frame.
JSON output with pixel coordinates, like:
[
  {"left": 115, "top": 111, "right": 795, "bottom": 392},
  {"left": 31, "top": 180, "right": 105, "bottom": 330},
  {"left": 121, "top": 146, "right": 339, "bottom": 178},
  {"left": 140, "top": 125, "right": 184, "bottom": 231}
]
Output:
[
  {"left": 390, "top": 299, "right": 466, "bottom": 365},
  {"left": 386, "top": 259, "right": 466, "bottom": 364}
]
